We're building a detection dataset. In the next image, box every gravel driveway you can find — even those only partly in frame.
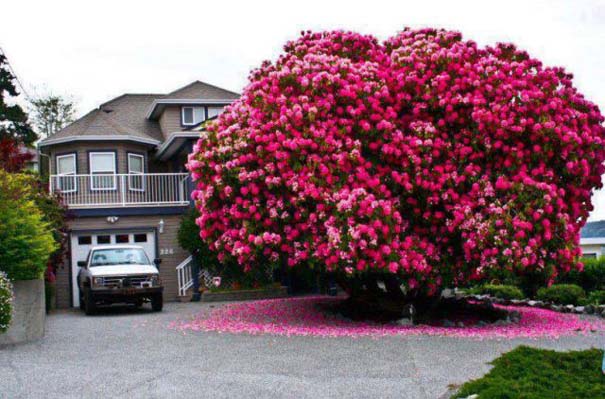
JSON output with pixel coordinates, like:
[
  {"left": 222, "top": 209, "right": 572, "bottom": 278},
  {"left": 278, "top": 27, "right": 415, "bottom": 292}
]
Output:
[{"left": 1, "top": 302, "right": 603, "bottom": 399}]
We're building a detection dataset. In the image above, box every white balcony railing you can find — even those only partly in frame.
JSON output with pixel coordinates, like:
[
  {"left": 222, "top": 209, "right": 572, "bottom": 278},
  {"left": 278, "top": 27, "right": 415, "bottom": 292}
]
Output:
[{"left": 49, "top": 173, "right": 190, "bottom": 208}]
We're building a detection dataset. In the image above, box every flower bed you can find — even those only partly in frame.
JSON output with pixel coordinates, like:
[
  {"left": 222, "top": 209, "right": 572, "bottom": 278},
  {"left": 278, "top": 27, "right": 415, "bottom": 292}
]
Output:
[{"left": 171, "top": 296, "right": 604, "bottom": 339}]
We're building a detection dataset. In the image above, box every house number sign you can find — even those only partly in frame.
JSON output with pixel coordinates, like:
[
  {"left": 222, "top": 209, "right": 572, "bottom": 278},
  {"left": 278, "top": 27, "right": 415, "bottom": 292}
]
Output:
[{"left": 160, "top": 248, "right": 174, "bottom": 255}]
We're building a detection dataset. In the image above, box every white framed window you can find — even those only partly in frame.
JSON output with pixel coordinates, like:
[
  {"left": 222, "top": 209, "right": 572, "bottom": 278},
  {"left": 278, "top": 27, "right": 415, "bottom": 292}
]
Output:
[
  {"left": 182, "top": 106, "right": 205, "bottom": 125},
  {"left": 128, "top": 153, "right": 145, "bottom": 192},
  {"left": 56, "top": 154, "right": 77, "bottom": 193},
  {"left": 89, "top": 152, "right": 116, "bottom": 190},
  {"left": 207, "top": 106, "right": 224, "bottom": 119}
]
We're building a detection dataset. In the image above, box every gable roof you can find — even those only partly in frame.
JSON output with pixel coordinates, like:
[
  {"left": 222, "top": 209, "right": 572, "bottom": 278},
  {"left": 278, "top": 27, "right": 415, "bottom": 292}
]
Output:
[
  {"left": 39, "top": 81, "right": 239, "bottom": 147},
  {"left": 39, "top": 94, "right": 163, "bottom": 146},
  {"left": 167, "top": 80, "right": 239, "bottom": 100},
  {"left": 146, "top": 81, "right": 239, "bottom": 120}
]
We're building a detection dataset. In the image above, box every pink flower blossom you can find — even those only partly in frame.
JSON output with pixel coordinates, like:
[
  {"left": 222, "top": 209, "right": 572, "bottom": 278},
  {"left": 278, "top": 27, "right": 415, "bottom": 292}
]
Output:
[{"left": 186, "top": 29, "right": 605, "bottom": 292}]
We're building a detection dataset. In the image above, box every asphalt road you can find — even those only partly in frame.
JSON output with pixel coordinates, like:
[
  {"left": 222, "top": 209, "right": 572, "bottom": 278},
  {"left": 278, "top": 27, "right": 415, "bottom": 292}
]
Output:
[{"left": 1, "top": 302, "right": 604, "bottom": 399}]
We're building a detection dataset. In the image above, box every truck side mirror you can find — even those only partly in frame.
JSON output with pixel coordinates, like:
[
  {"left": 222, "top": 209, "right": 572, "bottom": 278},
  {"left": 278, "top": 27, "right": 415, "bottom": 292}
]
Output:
[
  {"left": 153, "top": 258, "right": 162, "bottom": 267},
  {"left": 77, "top": 260, "right": 87, "bottom": 267}
]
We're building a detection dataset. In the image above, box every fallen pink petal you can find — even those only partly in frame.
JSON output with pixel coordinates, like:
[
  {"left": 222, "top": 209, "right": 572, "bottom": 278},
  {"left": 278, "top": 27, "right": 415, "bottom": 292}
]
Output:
[{"left": 170, "top": 296, "right": 605, "bottom": 339}]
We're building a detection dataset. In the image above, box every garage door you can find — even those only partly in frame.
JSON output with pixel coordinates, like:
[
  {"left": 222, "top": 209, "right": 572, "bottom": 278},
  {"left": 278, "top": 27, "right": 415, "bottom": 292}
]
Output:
[{"left": 70, "top": 231, "right": 156, "bottom": 307}]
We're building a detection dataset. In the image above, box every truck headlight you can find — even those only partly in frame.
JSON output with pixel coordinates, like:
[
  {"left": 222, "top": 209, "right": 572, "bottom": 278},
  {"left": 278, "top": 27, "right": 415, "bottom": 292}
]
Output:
[
  {"left": 150, "top": 275, "right": 160, "bottom": 286},
  {"left": 93, "top": 277, "right": 104, "bottom": 287}
]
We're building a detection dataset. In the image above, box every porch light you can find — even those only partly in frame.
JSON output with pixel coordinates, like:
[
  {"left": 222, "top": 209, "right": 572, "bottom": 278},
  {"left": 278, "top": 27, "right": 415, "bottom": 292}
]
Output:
[{"left": 158, "top": 219, "right": 165, "bottom": 234}]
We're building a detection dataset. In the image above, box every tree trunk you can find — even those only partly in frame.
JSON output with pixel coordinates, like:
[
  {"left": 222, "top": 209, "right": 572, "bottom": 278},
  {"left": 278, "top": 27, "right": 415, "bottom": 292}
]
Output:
[{"left": 334, "top": 273, "right": 443, "bottom": 322}]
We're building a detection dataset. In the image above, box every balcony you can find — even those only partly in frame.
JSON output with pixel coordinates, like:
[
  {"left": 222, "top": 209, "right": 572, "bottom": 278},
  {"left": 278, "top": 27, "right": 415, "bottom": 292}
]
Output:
[{"left": 49, "top": 173, "right": 190, "bottom": 209}]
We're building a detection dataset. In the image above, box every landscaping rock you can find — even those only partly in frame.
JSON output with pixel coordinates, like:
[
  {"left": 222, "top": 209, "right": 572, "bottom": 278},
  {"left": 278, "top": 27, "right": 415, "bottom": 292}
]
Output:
[
  {"left": 456, "top": 321, "right": 465, "bottom": 328},
  {"left": 550, "top": 304, "right": 562, "bottom": 312},
  {"left": 527, "top": 300, "right": 538, "bottom": 307},
  {"left": 564, "top": 304, "right": 575, "bottom": 313},
  {"left": 573, "top": 306, "right": 585, "bottom": 314},
  {"left": 584, "top": 305, "right": 594, "bottom": 314},
  {"left": 443, "top": 319, "right": 455, "bottom": 327}
]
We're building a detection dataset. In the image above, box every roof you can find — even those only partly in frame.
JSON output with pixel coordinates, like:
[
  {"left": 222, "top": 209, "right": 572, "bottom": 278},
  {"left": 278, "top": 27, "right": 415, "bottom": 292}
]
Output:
[
  {"left": 39, "top": 95, "right": 163, "bottom": 146},
  {"left": 39, "top": 81, "right": 239, "bottom": 147},
  {"left": 167, "top": 80, "right": 239, "bottom": 100},
  {"left": 580, "top": 221, "right": 605, "bottom": 239},
  {"left": 146, "top": 81, "right": 239, "bottom": 120}
]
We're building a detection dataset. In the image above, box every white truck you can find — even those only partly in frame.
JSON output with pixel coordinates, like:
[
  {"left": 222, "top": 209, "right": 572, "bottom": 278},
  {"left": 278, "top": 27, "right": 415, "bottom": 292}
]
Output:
[{"left": 77, "top": 245, "right": 163, "bottom": 315}]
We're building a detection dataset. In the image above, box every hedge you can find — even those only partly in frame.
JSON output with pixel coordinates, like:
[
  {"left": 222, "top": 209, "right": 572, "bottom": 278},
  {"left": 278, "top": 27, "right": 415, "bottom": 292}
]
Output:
[
  {"left": 536, "top": 284, "right": 586, "bottom": 305},
  {"left": 586, "top": 290, "right": 605, "bottom": 305},
  {"left": 477, "top": 284, "right": 524, "bottom": 300},
  {"left": 558, "top": 257, "right": 605, "bottom": 292}
]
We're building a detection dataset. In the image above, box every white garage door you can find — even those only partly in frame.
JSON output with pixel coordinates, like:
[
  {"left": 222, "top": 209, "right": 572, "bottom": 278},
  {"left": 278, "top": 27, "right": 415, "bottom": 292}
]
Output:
[{"left": 70, "top": 231, "right": 156, "bottom": 307}]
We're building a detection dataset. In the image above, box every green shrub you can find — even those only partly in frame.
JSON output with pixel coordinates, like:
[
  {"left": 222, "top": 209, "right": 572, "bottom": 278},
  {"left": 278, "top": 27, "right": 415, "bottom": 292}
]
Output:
[
  {"left": 536, "top": 284, "right": 586, "bottom": 305},
  {"left": 586, "top": 290, "right": 605, "bottom": 305},
  {"left": 454, "top": 346, "right": 605, "bottom": 399},
  {"left": 558, "top": 257, "right": 605, "bottom": 292},
  {"left": 477, "top": 284, "right": 524, "bottom": 300},
  {"left": 177, "top": 207, "right": 221, "bottom": 272},
  {"left": 0, "top": 272, "right": 13, "bottom": 333},
  {"left": 0, "top": 171, "right": 58, "bottom": 280}
]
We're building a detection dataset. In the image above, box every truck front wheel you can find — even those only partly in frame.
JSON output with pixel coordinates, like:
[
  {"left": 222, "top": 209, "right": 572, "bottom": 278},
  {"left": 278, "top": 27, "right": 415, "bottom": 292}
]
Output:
[
  {"left": 84, "top": 290, "right": 97, "bottom": 315},
  {"left": 151, "top": 294, "right": 163, "bottom": 312}
]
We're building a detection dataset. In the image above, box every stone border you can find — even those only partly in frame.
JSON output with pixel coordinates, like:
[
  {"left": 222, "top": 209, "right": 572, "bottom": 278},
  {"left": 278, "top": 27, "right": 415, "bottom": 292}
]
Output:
[
  {"left": 460, "top": 293, "right": 605, "bottom": 318},
  {"left": 201, "top": 286, "right": 288, "bottom": 302}
]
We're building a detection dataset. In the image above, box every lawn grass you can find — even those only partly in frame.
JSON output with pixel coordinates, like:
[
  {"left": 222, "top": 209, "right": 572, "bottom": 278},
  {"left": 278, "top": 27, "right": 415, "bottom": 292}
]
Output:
[{"left": 454, "top": 346, "right": 605, "bottom": 399}]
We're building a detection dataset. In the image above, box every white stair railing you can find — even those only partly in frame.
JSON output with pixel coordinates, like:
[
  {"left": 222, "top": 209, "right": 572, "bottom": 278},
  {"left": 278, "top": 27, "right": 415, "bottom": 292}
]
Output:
[
  {"left": 176, "top": 255, "right": 194, "bottom": 297},
  {"left": 176, "top": 255, "right": 215, "bottom": 297}
]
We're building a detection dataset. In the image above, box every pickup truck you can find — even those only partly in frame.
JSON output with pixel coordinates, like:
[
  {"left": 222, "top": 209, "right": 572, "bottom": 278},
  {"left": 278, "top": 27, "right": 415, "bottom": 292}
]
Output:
[{"left": 77, "top": 245, "right": 163, "bottom": 315}]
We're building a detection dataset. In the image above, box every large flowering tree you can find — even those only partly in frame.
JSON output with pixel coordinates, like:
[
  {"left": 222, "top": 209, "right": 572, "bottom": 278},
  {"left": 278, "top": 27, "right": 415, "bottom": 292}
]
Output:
[{"left": 187, "top": 29, "right": 605, "bottom": 302}]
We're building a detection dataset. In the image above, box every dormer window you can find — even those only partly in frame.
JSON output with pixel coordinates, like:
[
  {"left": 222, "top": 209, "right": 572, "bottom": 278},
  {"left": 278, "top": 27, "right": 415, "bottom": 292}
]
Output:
[{"left": 182, "top": 106, "right": 205, "bottom": 126}]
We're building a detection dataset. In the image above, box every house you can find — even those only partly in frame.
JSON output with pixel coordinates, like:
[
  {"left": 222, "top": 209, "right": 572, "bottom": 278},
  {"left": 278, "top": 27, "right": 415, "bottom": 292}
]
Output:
[
  {"left": 38, "top": 81, "right": 239, "bottom": 308},
  {"left": 19, "top": 145, "right": 39, "bottom": 172},
  {"left": 579, "top": 220, "right": 605, "bottom": 258}
]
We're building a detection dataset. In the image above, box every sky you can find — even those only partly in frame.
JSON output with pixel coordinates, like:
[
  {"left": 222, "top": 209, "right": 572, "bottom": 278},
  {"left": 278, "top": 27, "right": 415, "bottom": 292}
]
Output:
[{"left": 2, "top": 0, "right": 605, "bottom": 219}]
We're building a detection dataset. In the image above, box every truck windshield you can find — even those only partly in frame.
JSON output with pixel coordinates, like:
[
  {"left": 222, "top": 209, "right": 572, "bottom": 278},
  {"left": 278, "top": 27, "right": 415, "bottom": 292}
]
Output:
[{"left": 90, "top": 248, "right": 150, "bottom": 267}]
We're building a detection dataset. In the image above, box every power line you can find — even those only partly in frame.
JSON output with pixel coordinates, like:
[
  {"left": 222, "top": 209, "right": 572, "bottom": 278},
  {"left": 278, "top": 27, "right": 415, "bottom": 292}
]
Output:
[{"left": 0, "top": 46, "right": 32, "bottom": 100}]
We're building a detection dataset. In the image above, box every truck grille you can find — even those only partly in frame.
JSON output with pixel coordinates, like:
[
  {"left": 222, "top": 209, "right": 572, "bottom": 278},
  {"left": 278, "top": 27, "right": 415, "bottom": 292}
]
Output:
[{"left": 100, "top": 275, "right": 151, "bottom": 288}]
